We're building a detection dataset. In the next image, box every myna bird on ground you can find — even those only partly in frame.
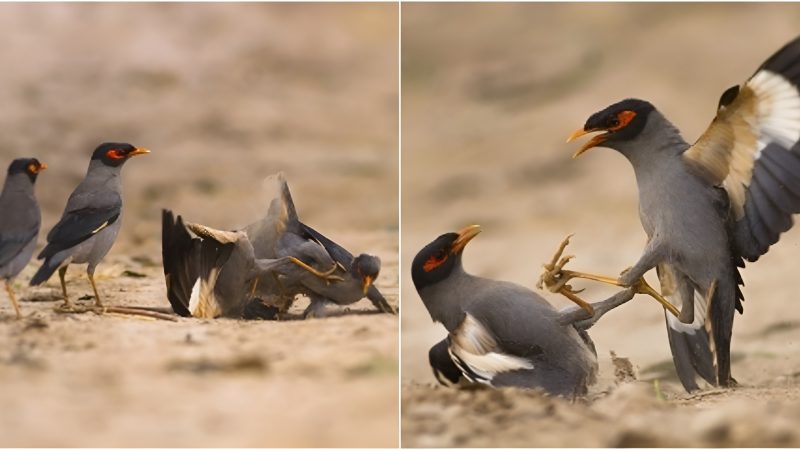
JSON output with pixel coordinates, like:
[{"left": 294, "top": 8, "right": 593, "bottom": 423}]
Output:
[
  {"left": 30, "top": 143, "right": 149, "bottom": 308},
  {"left": 245, "top": 173, "right": 392, "bottom": 317},
  {"left": 565, "top": 36, "right": 800, "bottom": 391},
  {"left": 412, "top": 225, "right": 635, "bottom": 396},
  {"left": 161, "top": 209, "right": 341, "bottom": 319},
  {"left": 0, "top": 158, "right": 46, "bottom": 318}
]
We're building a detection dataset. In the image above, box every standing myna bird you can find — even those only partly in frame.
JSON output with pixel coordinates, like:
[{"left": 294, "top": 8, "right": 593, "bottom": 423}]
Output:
[
  {"left": 30, "top": 143, "right": 149, "bottom": 308},
  {"left": 245, "top": 173, "right": 392, "bottom": 317},
  {"left": 564, "top": 36, "right": 800, "bottom": 391},
  {"left": 412, "top": 225, "right": 635, "bottom": 396},
  {"left": 162, "top": 209, "right": 341, "bottom": 319},
  {"left": 0, "top": 158, "right": 46, "bottom": 318}
]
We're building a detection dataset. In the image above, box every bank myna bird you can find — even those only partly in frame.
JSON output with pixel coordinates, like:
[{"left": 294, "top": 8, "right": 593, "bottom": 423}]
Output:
[
  {"left": 0, "top": 158, "right": 46, "bottom": 318},
  {"left": 162, "top": 210, "right": 341, "bottom": 319},
  {"left": 30, "top": 143, "right": 149, "bottom": 308},
  {"left": 412, "top": 225, "right": 635, "bottom": 396},
  {"left": 564, "top": 36, "right": 800, "bottom": 391},
  {"left": 245, "top": 173, "right": 392, "bottom": 317}
]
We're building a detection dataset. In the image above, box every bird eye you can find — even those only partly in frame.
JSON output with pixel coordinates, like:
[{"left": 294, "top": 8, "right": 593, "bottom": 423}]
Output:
[
  {"left": 26, "top": 163, "right": 37, "bottom": 174},
  {"left": 105, "top": 149, "right": 125, "bottom": 160},
  {"left": 609, "top": 118, "right": 620, "bottom": 128},
  {"left": 423, "top": 250, "right": 449, "bottom": 272}
]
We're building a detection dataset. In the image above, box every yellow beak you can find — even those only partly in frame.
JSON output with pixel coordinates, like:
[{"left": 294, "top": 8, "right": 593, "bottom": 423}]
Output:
[
  {"left": 362, "top": 276, "right": 374, "bottom": 295},
  {"left": 129, "top": 147, "right": 151, "bottom": 157},
  {"left": 567, "top": 128, "right": 607, "bottom": 158},
  {"left": 451, "top": 224, "right": 481, "bottom": 254}
]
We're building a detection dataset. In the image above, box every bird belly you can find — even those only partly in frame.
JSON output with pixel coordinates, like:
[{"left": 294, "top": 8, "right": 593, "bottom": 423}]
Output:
[
  {"left": 0, "top": 238, "right": 37, "bottom": 280},
  {"left": 67, "top": 217, "right": 122, "bottom": 267}
]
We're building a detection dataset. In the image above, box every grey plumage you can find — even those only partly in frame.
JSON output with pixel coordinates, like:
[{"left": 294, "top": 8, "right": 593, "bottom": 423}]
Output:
[
  {"left": 161, "top": 209, "right": 338, "bottom": 319},
  {"left": 568, "top": 34, "right": 800, "bottom": 392},
  {"left": 0, "top": 158, "right": 45, "bottom": 318},
  {"left": 413, "top": 226, "right": 632, "bottom": 396},
  {"left": 30, "top": 143, "right": 149, "bottom": 307},
  {"left": 245, "top": 173, "right": 392, "bottom": 317}
]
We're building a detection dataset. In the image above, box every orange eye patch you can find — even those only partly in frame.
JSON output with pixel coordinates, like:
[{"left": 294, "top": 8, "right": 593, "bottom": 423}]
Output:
[
  {"left": 106, "top": 149, "right": 126, "bottom": 160},
  {"left": 423, "top": 253, "right": 448, "bottom": 272},
  {"left": 610, "top": 110, "right": 637, "bottom": 131},
  {"left": 27, "top": 163, "right": 37, "bottom": 174}
]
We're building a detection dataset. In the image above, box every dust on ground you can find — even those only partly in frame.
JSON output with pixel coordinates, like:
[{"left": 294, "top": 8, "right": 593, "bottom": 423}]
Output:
[
  {"left": 0, "top": 4, "right": 397, "bottom": 447},
  {"left": 401, "top": 3, "right": 800, "bottom": 447}
]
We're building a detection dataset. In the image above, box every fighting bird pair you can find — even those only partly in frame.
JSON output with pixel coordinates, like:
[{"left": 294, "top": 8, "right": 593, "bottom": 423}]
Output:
[
  {"left": 0, "top": 143, "right": 149, "bottom": 318},
  {"left": 413, "top": 35, "right": 800, "bottom": 394},
  {"left": 162, "top": 173, "right": 393, "bottom": 320}
]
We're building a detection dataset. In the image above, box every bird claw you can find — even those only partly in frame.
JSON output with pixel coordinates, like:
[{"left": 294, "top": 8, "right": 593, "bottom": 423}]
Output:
[{"left": 538, "top": 235, "right": 594, "bottom": 315}]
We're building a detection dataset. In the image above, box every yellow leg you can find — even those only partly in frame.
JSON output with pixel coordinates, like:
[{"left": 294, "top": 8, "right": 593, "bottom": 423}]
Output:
[
  {"left": 539, "top": 234, "right": 680, "bottom": 318},
  {"left": 287, "top": 257, "right": 343, "bottom": 283},
  {"left": 561, "top": 269, "right": 680, "bottom": 318},
  {"left": 88, "top": 272, "right": 103, "bottom": 307},
  {"left": 4, "top": 280, "right": 22, "bottom": 319},
  {"left": 58, "top": 266, "right": 71, "bottom": 308}
]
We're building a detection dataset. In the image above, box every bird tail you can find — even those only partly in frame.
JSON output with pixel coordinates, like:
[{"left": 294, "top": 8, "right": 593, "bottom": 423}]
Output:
[
  {"left": 665, "top": 299, "right": 717, "bottom": 392},
  {"left": 429, "top": 339, "right": 463, "bottom": 387},
  {"left": 29, "top": 251, "right": 69, "bottom": 286},
  {"left": 706, "top": 277, "right": 737, "bottom": 387},
  {"left": 161, "top": 209, "right": 199, "bottom": 317}
]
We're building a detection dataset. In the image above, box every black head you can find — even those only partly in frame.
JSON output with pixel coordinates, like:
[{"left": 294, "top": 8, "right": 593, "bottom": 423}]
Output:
[
  {"left": 353, "top": 253, "right": 381, "bottom": 295},
  {"left": 90, "top": 142, "right": 150, "bottom": 167},
  {"left": 7, "top": 157, "right": 47, "bottom": 183},
  {"left": 411, "top": 225, "right": 481, "bottom": 291},
  {"left": 568, "top": 99, "right": 656, "bottom": 156}
]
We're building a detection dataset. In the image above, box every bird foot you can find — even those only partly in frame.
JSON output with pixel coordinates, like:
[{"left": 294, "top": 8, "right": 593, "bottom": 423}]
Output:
[
  {"left": 537, "top": 234, "right": 594, "bottom": 316},
  {"left": 288, "top": 257, "right": 344, "bottom": 284}
]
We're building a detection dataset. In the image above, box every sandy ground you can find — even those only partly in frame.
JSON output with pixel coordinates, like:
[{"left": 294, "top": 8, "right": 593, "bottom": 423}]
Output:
[
  {"left": 401, "top": 3, "right": 800, "bottom": 447},
  {"left": 0, "top": 4, "right": 398, "bottom": 447}
]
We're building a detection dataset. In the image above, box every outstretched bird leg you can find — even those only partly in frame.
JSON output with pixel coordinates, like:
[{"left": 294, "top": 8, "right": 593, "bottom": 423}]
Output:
[
  {"left": 538, "top": 235, "right": 681, "bottom": 318},
  {"left": 558, "top": 287, "right": 636, "bottom": 329},
  {"left": 58, "top": 266, "right": 71, "bottom": 309},
  {"left": 88, "top": 270, "right": 103, "bottom": 307},
  {"left": 286, "top": 257, "right": 344, "bottom": 283},
  {"left": 4, "top": 280, "right": 21, "bottom": 319}
]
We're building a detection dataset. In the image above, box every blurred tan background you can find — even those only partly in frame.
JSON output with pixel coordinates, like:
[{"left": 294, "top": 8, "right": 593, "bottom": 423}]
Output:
[
  {"left": 0, "top": 3, "right": 398, "bottom": 447},
  {"left": 402, "top": 3, "right": 800, "bottom": 446}
]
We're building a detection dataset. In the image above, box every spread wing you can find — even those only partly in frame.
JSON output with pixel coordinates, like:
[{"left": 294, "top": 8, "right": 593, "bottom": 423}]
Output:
[
  {"left": 39, "top": 200, "right": 121, "bottom": 259},
  {"left": 683, "top": 36, "right": 800, "bottom": 261},
  {"left": 245, "top": 172, "right": 301, "bottom": 257},
  {"left": 298, "top": 221, "right": 354, "bottom": 267}
]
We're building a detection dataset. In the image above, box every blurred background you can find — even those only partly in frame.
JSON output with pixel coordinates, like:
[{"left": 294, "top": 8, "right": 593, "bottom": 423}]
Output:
[
  {"left": 402, "top": 3, "right": 800, "bottom": 445},
  {"left": 0, "top": 3, "right": 398, "bottom": 447}
]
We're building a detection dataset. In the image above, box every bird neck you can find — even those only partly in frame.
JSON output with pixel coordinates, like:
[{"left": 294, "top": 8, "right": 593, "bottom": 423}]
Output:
[
  {"left": 0, "top": 172, "right": 35, "bottom": 197},
  {"left": 417, "top": 261, "right": 472, "bottom": 331},
  {"left": 621, "top": 113, "right": 689, "bottom": 176},
  {"left": 84, "top": 159, "right": 123, "bottom": 190}
]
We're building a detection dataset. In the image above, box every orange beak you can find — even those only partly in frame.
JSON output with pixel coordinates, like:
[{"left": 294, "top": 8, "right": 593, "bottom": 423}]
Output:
[
  {"left": 566, "top": 128, "right": 607, "bottom": 158},
  {"left": 451, "top": 224, "right": 481, "bottom": 254},
  {"left": 361, "top": 275, "right": 374, "bottom": 295},
  {"left": 128, "top": 147, "right": 151, "bottom": 157},
  {"left": 34, "top": 162, "right": 48, "bottom": 173}
]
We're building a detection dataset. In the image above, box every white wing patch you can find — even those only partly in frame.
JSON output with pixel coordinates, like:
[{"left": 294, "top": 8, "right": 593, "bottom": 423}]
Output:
[
  {"left": 449, "top": 313, "right": 534, "bottom": 384},
  {"left": 749, "top": 70, "right": 800, "bottom": 159},
  {"left": 91, "top": 221, "right": 109, "bottom": 234},
  {"left": 665, "top": 290, "right": 708, "bottom": 335},
  {"left": 189, "top": 267, "right": 222, "bottom": 319}
]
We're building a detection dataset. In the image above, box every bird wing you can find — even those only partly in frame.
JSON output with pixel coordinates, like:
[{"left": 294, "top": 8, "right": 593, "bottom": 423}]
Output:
[
  {"left": 161, "top": 210, "right": 238, "bottom": 318},
  {"left": 0, "top": 228, "right": 37, "bottom": 267},
  {"left": 448, "top": 313, "right": 535, "bottom": 384},
  {"left": 244, "top": 173, "right": 301, "bottom": 257},
  {"left": 683, "top": 36, "right": 800, "bottom": 261},
  {"left": 298, "top": 221, "right": 354, "bottom": 267},
  {"left": 39, "top": 196, "right": 121, "bottom": 260}
]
